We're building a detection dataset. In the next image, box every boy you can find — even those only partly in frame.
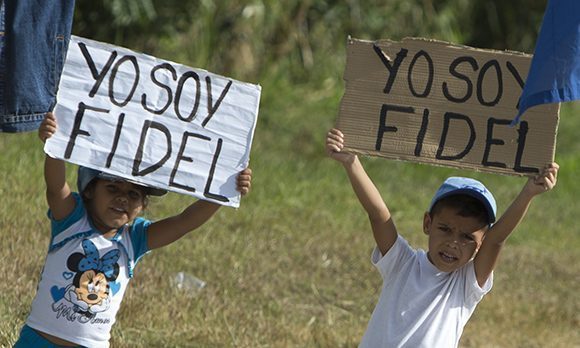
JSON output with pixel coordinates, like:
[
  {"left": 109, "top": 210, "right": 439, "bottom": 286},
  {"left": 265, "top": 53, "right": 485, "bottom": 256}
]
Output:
[{"left": 325, "top": 128, "right": 559, "bottom": 347}]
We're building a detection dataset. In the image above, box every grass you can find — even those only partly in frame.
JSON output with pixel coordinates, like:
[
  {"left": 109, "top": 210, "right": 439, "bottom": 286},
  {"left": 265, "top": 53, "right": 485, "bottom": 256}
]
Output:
[{"left": 2, "top": 27, "right": 580, "bottom": 348}]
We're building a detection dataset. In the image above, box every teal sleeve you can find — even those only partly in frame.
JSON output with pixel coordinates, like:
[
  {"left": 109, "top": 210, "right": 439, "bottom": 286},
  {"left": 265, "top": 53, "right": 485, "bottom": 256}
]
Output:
[
  {"left": 130, "top": 217, "right": 152, "bottom": 264},
  {"left": 48, "top": 193, "right": 85, "bottom": 238}
]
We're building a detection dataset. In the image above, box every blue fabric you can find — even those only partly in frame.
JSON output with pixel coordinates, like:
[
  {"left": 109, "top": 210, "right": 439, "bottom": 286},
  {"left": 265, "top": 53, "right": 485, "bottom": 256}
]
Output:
[
  {"left": 14, "top": 324, "right": 84, "bottom": 347},
  {"left": 47, "top": 192, "right": 152, "bottom": 277},
  {"left": 48, "top": 193, "right": 84, "bottom": 239},
  {"left": 0, "top": 0, "right": 75, "bottom": 133},
  {"left": 514, "top": 0, "right": 580, "bottom": 124},
  {"left": 429, "top": 177, "right": 497, "bottom": 224},
  {"left": 130, "top": 217, "right": 152, "bottom": 262}
]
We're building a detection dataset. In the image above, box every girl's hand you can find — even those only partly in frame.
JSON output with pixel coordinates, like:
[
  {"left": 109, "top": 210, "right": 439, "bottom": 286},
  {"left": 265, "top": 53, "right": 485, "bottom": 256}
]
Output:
[
  {"left": 326, "top": 128, "right": 356, "bottom": 165},
  {"left": 39, "top": 112, "right": 57, "bottom": 143},
  {"left": 237, "top": 168, "right": 252, "bottom": 196}
]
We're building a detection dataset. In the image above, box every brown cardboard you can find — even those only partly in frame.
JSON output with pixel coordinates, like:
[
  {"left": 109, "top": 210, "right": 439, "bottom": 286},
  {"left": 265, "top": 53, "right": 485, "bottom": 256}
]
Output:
[{"left": 336, "top": 37, "right": 559, "bottom": 176}]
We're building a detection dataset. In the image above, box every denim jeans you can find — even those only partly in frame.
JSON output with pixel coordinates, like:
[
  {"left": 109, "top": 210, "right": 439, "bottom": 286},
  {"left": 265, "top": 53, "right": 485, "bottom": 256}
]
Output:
[{"left": 0, "top": 0, "right": 75, "bottom": 133}]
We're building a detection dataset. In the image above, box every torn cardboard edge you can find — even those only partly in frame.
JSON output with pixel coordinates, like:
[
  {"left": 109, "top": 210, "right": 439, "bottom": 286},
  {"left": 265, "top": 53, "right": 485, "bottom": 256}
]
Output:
[{"left": 336, "top": 37, "right": 559, "bottom": 176}]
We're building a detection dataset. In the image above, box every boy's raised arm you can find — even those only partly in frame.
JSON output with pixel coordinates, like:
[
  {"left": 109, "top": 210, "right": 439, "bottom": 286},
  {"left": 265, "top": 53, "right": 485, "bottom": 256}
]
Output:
[
  {"left": 474, "top": 163, "right": 559, "bottom": 286},
  {"left": 39, "top": 113, "right": 76, "bottom": 220},
  {"left": 146, "top": 168, "right": 252, "bottom": 250},
  {"left": 326, "top": 128, "right": 397, "bottom": 255}
]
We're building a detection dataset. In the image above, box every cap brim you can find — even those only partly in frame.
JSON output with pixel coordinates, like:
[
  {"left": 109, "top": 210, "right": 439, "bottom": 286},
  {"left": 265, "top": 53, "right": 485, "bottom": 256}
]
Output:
[
  {"left": 97, "top": 173, "right": 167, "bottom": 196},
  {"left": 143, "top": 187, "right": 168, "bottom": 196}
]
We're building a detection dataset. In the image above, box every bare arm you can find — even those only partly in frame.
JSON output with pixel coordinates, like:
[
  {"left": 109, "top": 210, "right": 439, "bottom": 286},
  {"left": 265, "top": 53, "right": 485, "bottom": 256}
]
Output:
[
  {"left": 40, "top": 113, "right": 76, "bottom": 220},
  {"left": 474, "top": 163, "right": 559, "bottom": 286},
  {"left": 326, "top": 128, "right": 397, "bottom": 255},
  {"left": 146, "top": 168, "right": 252, "bottom": 250},
  {"left": 146, "top": 200, "right": 221, "bottom": 250}
]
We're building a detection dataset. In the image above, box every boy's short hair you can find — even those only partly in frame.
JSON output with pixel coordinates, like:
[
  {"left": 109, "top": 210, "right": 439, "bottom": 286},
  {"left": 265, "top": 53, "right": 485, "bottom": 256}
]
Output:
[
  {"left": 429, "top": 177, "right": 497, "bottom": 225},
  {"left": 430, "top": 194, "right": 491, "bottom": 226},
  {"left": 77, "top": 166, "right": 167, "bottom": 197}
]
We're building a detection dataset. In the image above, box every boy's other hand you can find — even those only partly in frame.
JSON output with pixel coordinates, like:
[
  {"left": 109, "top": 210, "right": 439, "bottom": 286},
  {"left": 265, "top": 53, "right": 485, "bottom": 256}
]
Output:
[
  {"left": 524, "top": 162, "right": 559, "bottom": 196},
  {"left": 237, "top": 168, "right": 252, "bottom": 196},
  {"left": 39, "top": 112, "right": 57, "bottom": 143},
  {"left": 326, "top": 128, "right": 356, "bottom": 164}
]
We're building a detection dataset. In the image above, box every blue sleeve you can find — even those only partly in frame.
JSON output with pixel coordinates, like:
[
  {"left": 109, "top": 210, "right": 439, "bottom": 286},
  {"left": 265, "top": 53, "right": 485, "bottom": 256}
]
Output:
[
  {"left": 129, "top": 217, "right": 152, "bottom": 263},
  {"left": 48, "top": 193, "right": 85, "bottom": 239}
]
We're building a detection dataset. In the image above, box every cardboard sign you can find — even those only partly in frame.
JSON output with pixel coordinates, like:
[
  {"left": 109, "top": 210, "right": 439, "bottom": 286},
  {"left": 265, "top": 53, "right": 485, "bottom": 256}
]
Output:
[
  {"left": 46, "top": 36, "right": 261, "bottom": 207},
  {"left": 336, "top": 38, "right": 560, "bottom": 176}
]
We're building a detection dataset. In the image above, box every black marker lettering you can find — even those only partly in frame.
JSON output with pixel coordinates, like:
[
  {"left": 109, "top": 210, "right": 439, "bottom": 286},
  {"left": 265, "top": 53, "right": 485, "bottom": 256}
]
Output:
[
  {"left": 141, "top": 63, "right": 177, "bottom": 115},
  {"left": 106, "top": 112, "right": 125, "bottom": 168},
  {"left": 436, "top": 112, "right": 476, "bottom": 160},
  {"left": 174, "top": 71, "right": 201, "bottom": 122},
  {"left": 78, "top": 42, "right": 117, "bottom": 98},
  {"left": 442, "top": 56, "right": 478, "bottom": 103},
  {"left": 414, "top": 108, "right": 430, "bottom": 156},
  {"left": 168, "top": 132, "right": 211, "bottom": 192},
  {"left": 506, "top": 61, "right": 525, "bottom": 90},
  {"left": 407, "top": 50, "right": 434, "bottom": 98},
  {"left": 65, "top": 102, "right": 110, "bottom": 159},
  {"left": 513, "top": 121, "right": 538, "bottom": 173},
  {"left": 201, "top": 77, "right": 233, "bottom": 127},
  {"left": 477, "top": 60, "right": 502, "bottom": 107},
  {"left": 372, "top": 44, "right": 408, "bottom": 94},
  {"left": 482, "top": 118, "right": 509, "bottom": 168},
  {"left": 109, "top": 55, "right": 140, "bottom": 107},
  {"left": 506, "top": 61, "right": 525, "bottom": 109},
  {"left": 203, "top": 138, "right": 228, "bottom": 202},
  {"left": 132, "top": 121, "right": 171, "bottom": 176},
  {"left": 375, "top": 104, "right": 415, "bottom": 151}
]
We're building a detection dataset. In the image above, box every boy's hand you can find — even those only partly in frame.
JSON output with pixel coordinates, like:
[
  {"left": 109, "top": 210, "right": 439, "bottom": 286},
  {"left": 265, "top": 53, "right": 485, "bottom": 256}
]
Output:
[
  {"left": 326, "top": 128, "right": 356, "bottom": 164},
  {"left": 39, "top": 112, "right": 57, "bottom": 143},
  {"left": 237, "top": 168, "right": 252, "bottom": 196},
  {"left": 524, "top": 162, "right": 559, "bottom": 197}
]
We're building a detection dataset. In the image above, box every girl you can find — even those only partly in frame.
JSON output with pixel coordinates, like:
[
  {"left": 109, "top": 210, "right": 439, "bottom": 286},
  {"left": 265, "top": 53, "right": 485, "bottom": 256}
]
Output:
[{"left": 15, "top": 112, "right": 252, "bottom": 347}]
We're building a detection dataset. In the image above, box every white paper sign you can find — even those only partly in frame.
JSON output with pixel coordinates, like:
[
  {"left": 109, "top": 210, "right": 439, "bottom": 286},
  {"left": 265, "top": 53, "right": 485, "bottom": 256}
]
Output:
[{"left": 46, "top": 36, "right": 261, "bottom": 207}]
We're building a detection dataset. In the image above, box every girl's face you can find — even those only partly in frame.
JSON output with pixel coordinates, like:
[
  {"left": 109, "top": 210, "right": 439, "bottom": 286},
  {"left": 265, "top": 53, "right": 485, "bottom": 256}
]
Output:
[
  {"left": 423, "top": 206, "right": 487, "bottom": 273},
  {"left": 85, "top": 179, "right": 145, "bottom": 235}
]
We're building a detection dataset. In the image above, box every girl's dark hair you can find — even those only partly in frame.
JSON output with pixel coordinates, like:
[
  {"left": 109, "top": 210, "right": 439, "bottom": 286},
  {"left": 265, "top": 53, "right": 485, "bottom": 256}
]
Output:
[
  {"left": 430, "top": 194, "right": 490, "bottom": 226},
  {"left": 81, "top": 179, "right": 150, "bottom": 208}
]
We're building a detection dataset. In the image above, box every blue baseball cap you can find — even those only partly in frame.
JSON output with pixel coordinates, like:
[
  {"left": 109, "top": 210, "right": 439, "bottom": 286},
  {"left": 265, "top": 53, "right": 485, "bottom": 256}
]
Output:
[
  {"left": 77, "top": 166, "right": 167, "bottom": 196},
  {"left": 429, "top": 177, "right": 497, "bottom": 223}
]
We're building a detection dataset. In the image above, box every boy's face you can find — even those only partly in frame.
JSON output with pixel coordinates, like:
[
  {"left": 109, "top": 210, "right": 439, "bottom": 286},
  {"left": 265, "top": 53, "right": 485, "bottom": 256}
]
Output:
[
  {"left": 85, "top": 179, "right": 145, "bottom": 234},
  {"left": 423, "top": 206, "right": 487, "bottom": 272}
]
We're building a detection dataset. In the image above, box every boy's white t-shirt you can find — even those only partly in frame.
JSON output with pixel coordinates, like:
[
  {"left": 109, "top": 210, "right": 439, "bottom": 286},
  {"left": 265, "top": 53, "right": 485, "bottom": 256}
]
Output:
[
  {"left": 359, "top": 235, "right": 493, "bottom": 348},
  {"left": 25, "top": 193, "right": 151, "bottom": 348}
]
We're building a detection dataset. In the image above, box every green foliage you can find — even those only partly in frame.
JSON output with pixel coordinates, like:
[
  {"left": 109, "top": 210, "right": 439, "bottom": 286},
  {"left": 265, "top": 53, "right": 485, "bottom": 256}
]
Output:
[
  {"left": 464, "top": 0, "right": 547, "bottom": 51},
  {"left": 3, "top": 1, "right": 579, "bottom": 347},
  {"left": 72, "top": 0, "right": 547, "bottom": 83}
]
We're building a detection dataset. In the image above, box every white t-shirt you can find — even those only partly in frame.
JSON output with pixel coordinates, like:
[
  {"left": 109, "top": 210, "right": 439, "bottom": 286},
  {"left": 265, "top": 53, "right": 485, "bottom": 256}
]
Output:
[
  {"left": 359, "top": 235, "right": 493, "bottom": 348},
  {"left": 25, "top": 193, "right": 151, "bottom": 348}
]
